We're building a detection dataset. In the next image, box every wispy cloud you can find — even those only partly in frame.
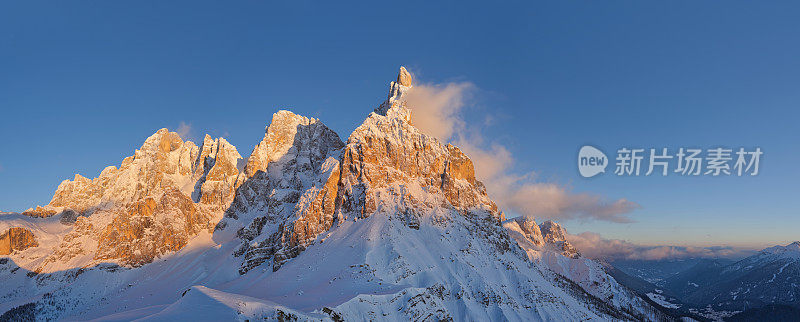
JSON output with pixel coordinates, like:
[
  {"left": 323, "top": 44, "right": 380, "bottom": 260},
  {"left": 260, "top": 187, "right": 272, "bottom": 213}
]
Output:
[
  {"left": 175, "top": 122, "right": 193, "bottom": 141},
  {"left": 406, "top": 73, "right": 638, "bottom": 223},
  {"left": 567, "top": 231, "right": 755, "bottom": 260},
  {"left": 405, "top": 81, "right": 473, "bottom": 142}
]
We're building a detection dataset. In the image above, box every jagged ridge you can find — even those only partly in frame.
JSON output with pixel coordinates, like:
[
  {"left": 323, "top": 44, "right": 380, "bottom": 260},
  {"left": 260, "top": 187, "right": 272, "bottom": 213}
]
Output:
[{"left": 0, "top": 67, "right": 662, "bottom": 321}]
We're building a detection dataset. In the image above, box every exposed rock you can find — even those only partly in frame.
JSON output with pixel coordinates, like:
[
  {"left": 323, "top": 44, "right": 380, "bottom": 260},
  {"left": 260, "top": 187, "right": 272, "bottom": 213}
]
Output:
[
  {"left": 48, "top": 129, "right": 201, "bottom": 214},
  {"left": 270, "top": 67, "right": 501, "bottom": 269},
  {"left": 502, "top": 218, "right": 579, "bottom": 258},
  {"left": 337, "top": 67, "right": 500, "bottom": 220},
  {"left": 222, "top": 110, "right": 344, "bottom": 274},
  {"left": 58, "top": 209, "right": 82, "bottom": 225},
  {"left": 539, "top": 220, "right": 566, "bottom": 243},
  {"left": 192, "top": 135, "right": 244, "bottom": 208},
  {"left": 0, "top": 227, "right": 38, "bottom": 255},
  {"left": 397, "top": 66, "right": 412, "bottom": 86},
  {"left": 34, "top": 129, "right": 243, "bottom": 271},
  {"left": 229, "top": 69, "right": 502, "bottom": 274},
  {"left": 510, "top": 216, "right": 544, "bottom": 246},
  {"left": 95, "top": 188, "right": 211, "bottom": 267},
  {"left": 503, "top": 217, "right": 653, "bottom": 317},
  {"left": 243, "top": 111, "right": 341, "bottom": 179},
  {"left": 539, "top": 220, "right": 580, "bottom": 258},
  {"left": 21, "top": 206, "right": 56, "bottom": 218},
  {"left": 375, "top": 67, "right": 413, "bottom": 119},
  {"left": 0, "top": 67, "right": 661, "bottom": 321}
]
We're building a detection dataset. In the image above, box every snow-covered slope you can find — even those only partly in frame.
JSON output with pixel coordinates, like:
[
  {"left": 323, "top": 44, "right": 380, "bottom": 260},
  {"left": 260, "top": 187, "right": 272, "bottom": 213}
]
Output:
[
  {"left": 0, "top": 67, "right": 660, "bottom": 321},
  {"left": 504, "top": 216, "right": 662, "bottom": 320},
  {"left": 680, "top": 241, "right": 800, "bottom": 311}
]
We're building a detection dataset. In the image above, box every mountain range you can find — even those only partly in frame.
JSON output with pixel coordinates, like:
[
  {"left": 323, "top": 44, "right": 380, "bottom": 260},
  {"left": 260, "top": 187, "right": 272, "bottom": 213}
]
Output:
[
  {"left": 0, "top": 67, "right": 675, "bottom": 321},
  {"left": 609, "top": 242, "right": 800, "bottom": 320}
]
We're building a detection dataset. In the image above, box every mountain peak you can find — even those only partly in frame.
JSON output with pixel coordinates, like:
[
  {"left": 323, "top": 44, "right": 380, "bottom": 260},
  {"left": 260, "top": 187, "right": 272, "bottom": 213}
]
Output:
[
  {"left": 760, "top": 241, "right": 800, "bottom": 259},
  {"left": 0, "top": 67, "right": 664, "bottom": 321},
  {"left": 243, "top": 110, "right": 341, "bottom": 179},
  {"left": 374, "top": 67, "right": 414, "bottom": 120},
  {"left": 505, "top": 216, "right": 545, "bottom": 246},
  {"left": 539, "top": 220, "right": 566, "bottom": 238},
  {"left": 781, "top": 241, "right": 800, "bottom": 252},
  {"left": 397, "top": 66, "right": 412, "bottom": 86}
]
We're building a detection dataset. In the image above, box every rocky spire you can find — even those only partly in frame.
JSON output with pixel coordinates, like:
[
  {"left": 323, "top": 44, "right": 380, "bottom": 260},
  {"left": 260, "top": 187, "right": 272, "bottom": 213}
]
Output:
[
  {"left": 375, "top": 66, "right": 414, "bottom": 120},
  {"left": 192, "top": 135, "right": 243, "bottom": 206},
  {"left": 339, "top": 67, "right": 500, "bottom": 222},
  {"left": 397, "top": 66, "right": 412, "bottom": 86}
]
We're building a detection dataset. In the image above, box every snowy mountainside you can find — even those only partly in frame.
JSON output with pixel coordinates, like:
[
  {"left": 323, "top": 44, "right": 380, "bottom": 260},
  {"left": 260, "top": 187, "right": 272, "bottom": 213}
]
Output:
[
  {"left": 1, "top": 67, "right": 664, "bottom": 321},
  {"left": 608, "top": 242, "right": 800, "bottom": 319},
  {"left": 503, "top": 216, "right": 663, "bottom": 319},
  {"left": 681, "top": 241, "right": 800, "bottom": 311}
]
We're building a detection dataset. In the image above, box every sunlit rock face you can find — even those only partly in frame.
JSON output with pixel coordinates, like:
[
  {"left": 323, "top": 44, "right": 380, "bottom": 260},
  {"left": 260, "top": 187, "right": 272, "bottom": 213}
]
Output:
[
  {"left": 45, "top": 129, "right": 243, "bottom": 215},
  {"left": 243, "top": 110, "right": 342, "bottom": 179},
  {"left": 226, "top": 68, "right": 503, "bottom": 274},
  {"left": 503, "top": 216, "right": 653, "bottom": 315},
  {"left": 21, "top": 206, "right": 57, "bottom": 218},
  {"left": 192, "top": 135, "right": 244, "bottom": 208},
  {"left": 0, "top": 67, "right": 663, "bottom": 321},
  {"left": 94, "top": 188, "right": 211, "bottom": 267},
  {"left": 396, "top": 66, "right": 413, "bottom": 86},
  {"left": 0, "top": 227, "right": 38, "bottom": 255},
  {"left": 49, "top": 129, "right": 199, "bottom": 214},
  {"left": 221, "top": 110, "right": 345, "bottom": 274},
  {"left": 337, "top": 66, "right": 500, "bottom": 220},
  {"left": 28, "top": 129, "right": 243, "bottom": 272},
  {"left": 240, "top": 68, "right": 502, "bottom": 274},
  {"left": 8, "top": 67, "right": 530, "bottom": 275}
]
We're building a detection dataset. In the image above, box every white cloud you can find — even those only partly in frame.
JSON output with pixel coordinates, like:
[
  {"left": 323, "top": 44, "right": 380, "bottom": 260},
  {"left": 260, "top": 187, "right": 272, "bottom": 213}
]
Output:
[
  {"left": 504, "top": 183, "right": 639, "bottom": 223},
  {"left": 567, "top": 232, "right": 754, "bottom": 260},
  {"left": 176, "top": 122, "right": 193, "bottom": 140},
  {"left": 405, "top": 82, "right": 473, "bottom": 142},
  {"left": 406, "top": 76, "right": 638, "bottom": 223}
]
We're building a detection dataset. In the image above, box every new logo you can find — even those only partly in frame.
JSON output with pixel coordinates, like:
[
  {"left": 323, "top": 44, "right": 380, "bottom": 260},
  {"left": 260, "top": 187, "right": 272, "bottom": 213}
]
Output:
[{"left": 578, "top": 146, "right": 607, "bottom": 178}]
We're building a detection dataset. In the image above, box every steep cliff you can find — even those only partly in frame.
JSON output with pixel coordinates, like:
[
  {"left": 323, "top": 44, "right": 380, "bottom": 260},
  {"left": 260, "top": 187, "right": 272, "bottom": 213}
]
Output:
[{"left": 0, "top": 227, "right": 38, "bottom": 255}]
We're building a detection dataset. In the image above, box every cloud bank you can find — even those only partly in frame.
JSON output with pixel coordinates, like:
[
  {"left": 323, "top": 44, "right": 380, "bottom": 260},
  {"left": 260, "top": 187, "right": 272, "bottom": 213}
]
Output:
[
  {"left": 567, "top": 232, "right": 755, "bottom": 260},
  {"left": 405, "top": 74, "right": 639, "bottom": 223}
]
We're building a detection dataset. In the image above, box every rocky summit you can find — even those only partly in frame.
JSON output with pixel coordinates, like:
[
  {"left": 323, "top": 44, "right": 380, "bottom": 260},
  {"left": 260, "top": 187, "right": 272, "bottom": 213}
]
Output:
[{"left": 0, "top": 67, "right": 665, "bottom": 321}]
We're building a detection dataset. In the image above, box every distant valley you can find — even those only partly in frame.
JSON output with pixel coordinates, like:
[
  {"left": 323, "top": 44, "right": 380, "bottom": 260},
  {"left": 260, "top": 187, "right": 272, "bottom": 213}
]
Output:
[{"left": 607, "top": 243, "right": 800, "bottom": 321}]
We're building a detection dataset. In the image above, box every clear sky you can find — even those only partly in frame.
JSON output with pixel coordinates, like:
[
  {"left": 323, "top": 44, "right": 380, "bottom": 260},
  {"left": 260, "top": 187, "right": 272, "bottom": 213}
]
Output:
[{"left": 1, "top": 1, "right": 798, "bottom": 249}]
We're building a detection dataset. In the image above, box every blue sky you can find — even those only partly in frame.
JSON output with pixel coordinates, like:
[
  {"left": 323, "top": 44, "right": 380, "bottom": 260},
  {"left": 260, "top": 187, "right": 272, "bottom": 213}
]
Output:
[{"left": 1, "top": 1, "right": 798, "bottom": 249}]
